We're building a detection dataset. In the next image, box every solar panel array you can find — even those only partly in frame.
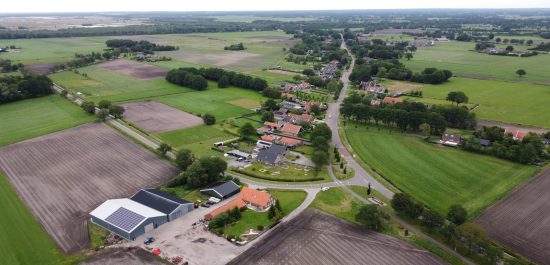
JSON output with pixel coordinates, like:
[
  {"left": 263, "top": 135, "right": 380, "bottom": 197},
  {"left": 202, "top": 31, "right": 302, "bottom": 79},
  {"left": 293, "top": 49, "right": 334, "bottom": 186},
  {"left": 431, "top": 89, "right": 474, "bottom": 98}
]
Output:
[{"left": 105, "top": 207, "right": 146, "bottom": 232}]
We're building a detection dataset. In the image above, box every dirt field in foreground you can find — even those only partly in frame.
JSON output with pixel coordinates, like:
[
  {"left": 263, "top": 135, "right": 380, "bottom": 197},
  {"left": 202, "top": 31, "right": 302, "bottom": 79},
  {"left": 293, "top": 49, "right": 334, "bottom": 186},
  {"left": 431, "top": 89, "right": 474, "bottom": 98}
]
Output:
[
  {"left": 121, "top": 101, "right": 203, "bottom": 133},
  {"left": 477, "top": 168, "right": 550, "bottom": 265},
  {"left": 82, "top": 247, "right": 168, "bottom": 265},
  {"left": 0, "top": 123, "right": 178, "bottom": 253},
  {"left": 229, "top": 209, "right": 445, "bottom": 265},
  {"left": 97, "top": 59, "right": 168, "bottom": 79}
]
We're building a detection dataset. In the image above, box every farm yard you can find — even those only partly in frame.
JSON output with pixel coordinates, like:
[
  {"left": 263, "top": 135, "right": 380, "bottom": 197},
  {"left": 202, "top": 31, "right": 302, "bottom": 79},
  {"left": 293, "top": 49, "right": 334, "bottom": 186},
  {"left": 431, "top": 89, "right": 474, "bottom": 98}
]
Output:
[
  {"left": 121, "top": 101, "right": 203, "bottom": 133},
  {"left": 345, "top": 125, "right": 539, "bottom": 216},
  {"left": 477, "top": 168, "right": 550, "bottom": 265},
  {"left": 0, "top": 95, "right": 94, "bottom": 147},
  {"left": 402, "top": 40, "right": 550, "bottom": 83},
  {"left": 0, "top": 123, "right": 178, "bottom": 253},
  {"left": 228, "top": 209, "right": 446, "bottom": 265},
  {"left": 415, "top": 78, "right": 550, "bottom": 129}
]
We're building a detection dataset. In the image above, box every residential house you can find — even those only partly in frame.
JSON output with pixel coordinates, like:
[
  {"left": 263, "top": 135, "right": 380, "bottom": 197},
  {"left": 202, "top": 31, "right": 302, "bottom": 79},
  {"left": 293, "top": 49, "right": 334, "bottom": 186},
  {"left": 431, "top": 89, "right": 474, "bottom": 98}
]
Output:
[
  {"left": 281, "top": 92, "right": 297, "bottom": 101},
  {"left": 204, "top": 198, "right": 246, "bottom": 221},
  {"left": 370, "top": 99, "right": 381, "bottom": 107},
  {"left": 360, "top": 81, "right": 387, "bottom": 94},
  {"left": 279, "top": 137, "right": 302, "bottom": 148},
  {"left": 274, "top": 108, "right": 289, "bottom": 120},
  {"left": 504, "top": 128, "right": 528, "bottom": 141},
  {"left": 383, "top": 96, "right": 404, "bottom": 104},
  {"left": 281, "top": 100, "right": 304, "bottom": 111},
  {"left": 440, "top": 133, "right": 462, "bottom": 147},
  {"left": 256, "top": 144, "right": 287, "bottom": 165},
  {"left": 239, "top": 187, "right": 275, "bottom": 211},
  {"left": 288, "top": 113, "right": 315, "bottom": 124},
  {"left": 280, "top": 123, "right": 302, "bottom": 137},
  {"left": 260, "top": 135, "right": 275, "bottom": 142},
  {"left": 257, "top": 121, "right": 283, "bottom": 135}
]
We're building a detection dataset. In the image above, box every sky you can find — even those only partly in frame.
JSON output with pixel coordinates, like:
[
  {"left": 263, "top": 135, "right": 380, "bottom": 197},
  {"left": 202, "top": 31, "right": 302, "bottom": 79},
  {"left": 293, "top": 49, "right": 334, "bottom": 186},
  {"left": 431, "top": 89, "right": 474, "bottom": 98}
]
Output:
[{"left": 1, "top": 0, "right": 549, "bottom": 13}]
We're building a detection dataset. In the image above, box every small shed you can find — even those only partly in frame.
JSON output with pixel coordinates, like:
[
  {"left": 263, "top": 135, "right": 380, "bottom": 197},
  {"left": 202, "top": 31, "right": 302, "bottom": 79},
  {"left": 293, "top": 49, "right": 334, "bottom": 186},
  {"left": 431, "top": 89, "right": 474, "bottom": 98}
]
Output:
[{"left": 200, "top": 181, "right": 241, "bottom": 200}]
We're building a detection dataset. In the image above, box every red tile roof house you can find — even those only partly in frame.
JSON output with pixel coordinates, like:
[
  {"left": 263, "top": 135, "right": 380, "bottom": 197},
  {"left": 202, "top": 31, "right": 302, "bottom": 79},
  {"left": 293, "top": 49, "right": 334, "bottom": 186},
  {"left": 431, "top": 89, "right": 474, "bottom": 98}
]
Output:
[
  {"left": 204, "top": 198, "right": 246, "bottom": 221},
  {"left": 257, "top": 121, "right": 283, "bottom": 135},
  {"left": 279, "top": 137, "right": 302, "bottom": 148},
  {"left": 281, "top": 92, "right": 297, "bottom": 101},
  {"left": 383, "top": 96, "right": 404, "bottom": 104},
  {"left": 504, "top": 128, "right": 528, "bottom": 141},
  {"left": 288, "top": 113, "right": 315, "bottom": 124},
  {"left": 239, "top": 187, "right": 275, "bottom": 212},
  {"left": 280, "top": 123, "right": 302, "bottom": 137}
]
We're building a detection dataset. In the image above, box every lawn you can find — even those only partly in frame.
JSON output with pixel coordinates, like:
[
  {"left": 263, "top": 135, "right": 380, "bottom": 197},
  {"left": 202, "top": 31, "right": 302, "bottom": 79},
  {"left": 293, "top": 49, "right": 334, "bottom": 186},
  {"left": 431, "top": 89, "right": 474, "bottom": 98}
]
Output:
[
  {"left": 236, "top": 163, "right": 330, "bottom": 182},
  {"left": 0, "top": 95, "right": 94, "bottom": 147},
  {"left": 402, "top": 40, "right": 550, "bottom": 83},
  {"left": 416, "top": 77, "right": 550, "bottom": 128},
  {"left": 223, "top": 189, "right": 306, "bottom": 237},
  {"left": 0, "top": 171, "right": 71, "bottom": 265},
  {"left": 345, "top": 125, "right": 539, "bottom": 217},
  {"left": 157, "top": 125, "right": 236, "bottom": 155},
  {"left": 309, "top": 187, "right": 364, "bottom": 224}
]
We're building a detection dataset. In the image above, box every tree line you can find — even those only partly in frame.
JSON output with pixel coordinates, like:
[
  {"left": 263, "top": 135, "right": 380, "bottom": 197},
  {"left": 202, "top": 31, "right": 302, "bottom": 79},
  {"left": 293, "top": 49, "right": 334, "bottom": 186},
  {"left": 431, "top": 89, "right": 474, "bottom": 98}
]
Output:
[
  {"left": 341, "top": 93, "right": 477, "bottom": 134},
  {"left": 461, "top": 126, "right": 548, "bottom": 164},
  {"left": 166, "top": 67, "right": 268, "bottom": 91},
  {"left": 350, "top": 59, "right": 452, "bottom": 85},
  {"left": 105, "top": 39, "right": 177, "bottom": 53},
  {"left": 0, "top": 59, "right": 23, "bottom": 73},
  {"left": 0, "top": 74, "right": 53, "bottom": 104}
]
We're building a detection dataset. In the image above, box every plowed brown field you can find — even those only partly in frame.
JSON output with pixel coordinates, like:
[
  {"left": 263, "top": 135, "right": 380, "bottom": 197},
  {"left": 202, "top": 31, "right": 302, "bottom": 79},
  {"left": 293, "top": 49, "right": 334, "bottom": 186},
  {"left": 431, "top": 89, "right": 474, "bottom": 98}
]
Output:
[{"left": 0, "top": 123, "right": 178, "bottom": 253}]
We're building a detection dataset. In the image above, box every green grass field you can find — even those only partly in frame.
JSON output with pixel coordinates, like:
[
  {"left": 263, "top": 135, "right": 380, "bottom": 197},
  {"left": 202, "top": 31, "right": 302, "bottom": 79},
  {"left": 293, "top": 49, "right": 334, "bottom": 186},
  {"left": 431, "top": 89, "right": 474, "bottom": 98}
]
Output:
[
  {"left": 402, "top": 41, "right": 550, "bottom": 83},
  {"left": 413, "top": 78, "right": 550, "bottom": 128},
  {"left": 0, "top": 172, "right": 72, "bottom": 265},
  {"left": 309, "top": 187, "right": 363, "bottom": 224},
  {"left": 239, "top": 163, "right": 330, "bottom": 182},
  {"left": 0, "top": 96, "right": 94, "bottom": 147},
  {"left": 345, "top": 125, "right": 538, "bottom": 217},
  {"left": 157, "top": 125, "right": 235, "bottom": 155}
]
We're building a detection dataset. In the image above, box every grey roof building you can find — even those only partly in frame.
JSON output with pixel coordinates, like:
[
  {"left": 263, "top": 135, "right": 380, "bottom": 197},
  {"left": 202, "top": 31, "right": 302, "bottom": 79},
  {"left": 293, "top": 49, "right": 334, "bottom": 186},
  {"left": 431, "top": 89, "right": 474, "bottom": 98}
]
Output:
[
  {"left": 130, "top": 189, "right": 194, "bottom": 221},
  {"left": 256, "top": 144, "right": 286, "bottom": 165},
  {"left": 200, "top": 181, "right": 241, "bottom": 200}
]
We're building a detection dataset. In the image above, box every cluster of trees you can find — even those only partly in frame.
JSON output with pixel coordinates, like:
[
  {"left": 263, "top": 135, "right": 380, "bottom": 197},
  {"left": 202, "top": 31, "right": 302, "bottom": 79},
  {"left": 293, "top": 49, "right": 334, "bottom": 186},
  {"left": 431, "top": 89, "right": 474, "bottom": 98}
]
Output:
[
  {"left": 105, "top": 39, "right": 177, "bottom": 53},
  {"left": 79, "top": 99, "right": 124, "bottom": 120},
  {"left": 530, "top": 42, "right": 550, "bottom": 51},
  {"left": 165, "top": 68, "right": 209, "bottom": 90},
  {"left": 350, "top": 59, "right": 452, "bottom": 85},
  {"left": 355, "top": 204, "right": 390, "bottom": 232},
  {"left": 0, "top": 59, "right": 23, "bottom": 73},
  {"left": 168, "top": 150, "right": 227, "bottom": 188},
  {"left": 209, "top": 206, "right": 242, "bottom": 232},
  {"left": 391, "top": 193, "right": 503, "bottom": 263},
  {"left": 268, "top": 199, "right": 284, "bottom": 221},
  {"left": 224, "top": 43, "right": 245, "bottom": 51},
  {"left": 166, "top": 67, "right": 268, "bottom": 92},
  {"left": 0, "top": 74, "right": 53, "bottom": 104},
  {"left": 474, "top": 42, "right": 495, "bottom": 51},
  {"left": 461, "top": 126, "right": 548, "bottom": 164},
  {"left": 310, "top": 123, "right": 332, "bottom": 169},
  {"left": 52, "top": 51, "right": 119, "bottom": 72}
]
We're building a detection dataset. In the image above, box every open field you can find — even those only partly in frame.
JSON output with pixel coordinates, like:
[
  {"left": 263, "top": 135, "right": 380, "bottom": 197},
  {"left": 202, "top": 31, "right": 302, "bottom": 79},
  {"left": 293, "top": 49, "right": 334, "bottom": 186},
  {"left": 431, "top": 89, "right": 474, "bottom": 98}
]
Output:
[
  {"left": 229, "top": 209, "right": 445, "bottom": 265},
  {"left": 238, "top": 163, "right": 330, "bottom": 182},
  {"left": 345, "top": 125, "right": 538, "bottom": 216},
  {"left": 0, "top": 95, "right": 95, "bottom": 147},
  {"left": 0, "top": 171, "right": 70, "bottom": 265},
  {"left": 97, "top": 59, "right": 168, "bottom": 80},
  {"left": 402, "top": 41, "right": 550, "bottom": 83},
  {"left": 0, "top": 15, "right": 146, "bottom": 31},
  {"left": 121, "top": 101, "right": 203, "bottom": 133},
  {"left": 310, "top": 187, "right": 364, "bottom": 224},
  {"left": 477, "top": 168, "right": 550, "bottom": 265},
  {"left": 157, "top": 125, "right": 235, "bottom": 151},
  {"left": 417, "top": 78, "right": 550, "bottom": 128},
  {"left": 0, "top": 123, "right": 178, "bottom": 253},
  {"left": 49, "top": 66, "right": 192, "bottom": 103}
]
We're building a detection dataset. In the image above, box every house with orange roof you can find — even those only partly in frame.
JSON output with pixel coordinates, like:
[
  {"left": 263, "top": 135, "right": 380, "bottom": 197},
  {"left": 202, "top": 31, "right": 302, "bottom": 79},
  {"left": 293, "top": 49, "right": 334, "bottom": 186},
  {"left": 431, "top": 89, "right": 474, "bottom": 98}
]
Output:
[
  {"left": 260, "top": 135, "right": 275, "bottom": 142},
  {"left": 504, "top": 128, "right": 528, "bottom": 141},
  {"left": 280, "top": 123, "right": 302, "bottom": 136},
  {"left": 239, "top": 187, "right": 275, "bottom": 211},
  {"left": 279, "top": 137, "right": 302, "bottom": 148},
  {"left": 383, "top": 96, "right": 404, "bottom": 104},
  {"left": 204, "top": 198, "right": 246, "bottom": 221}
]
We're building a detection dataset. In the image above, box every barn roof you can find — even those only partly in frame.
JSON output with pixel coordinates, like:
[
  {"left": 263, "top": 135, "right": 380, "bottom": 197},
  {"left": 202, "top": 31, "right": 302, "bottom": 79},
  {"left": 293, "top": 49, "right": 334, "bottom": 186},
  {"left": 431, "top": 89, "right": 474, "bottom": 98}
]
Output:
[
  {"left": 90, "top": 198, "right": 165, "bottom": 232},
  {"left": 130, "top": 189, "right": 192, "bottom": 215},
  {"left": 200, "top": 181, "right": 240, "bottom": 199}
]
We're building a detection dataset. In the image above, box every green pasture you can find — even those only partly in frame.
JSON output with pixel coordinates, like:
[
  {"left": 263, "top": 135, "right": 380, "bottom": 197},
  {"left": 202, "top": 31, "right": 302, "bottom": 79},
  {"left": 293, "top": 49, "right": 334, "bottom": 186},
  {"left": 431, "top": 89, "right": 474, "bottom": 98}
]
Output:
[
  {"left": 345, "top": 125, "right": 538, "bottom": 217},
  {"left": 402, "top": 41, "right": 550, "bottom": 83},
  {"left": 416, "top": 78, "right": 550, "bottom": 128},
  {"left": 0, "top": 171, "right": 75, "bottom": 265},
  {"left": 157, "top": 125, "right": 235, "bottom": 156},
  {"left": 0, "top": 96, "right": 94, "bottom": 147},
  {"left": 310, "top": 187, "right": 363, "bottom": 224}
]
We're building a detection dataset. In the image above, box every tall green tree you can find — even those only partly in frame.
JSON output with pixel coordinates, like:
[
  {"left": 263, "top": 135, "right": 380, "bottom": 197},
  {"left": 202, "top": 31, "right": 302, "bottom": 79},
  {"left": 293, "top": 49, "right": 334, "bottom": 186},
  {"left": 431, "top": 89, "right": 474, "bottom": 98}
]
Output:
[
  {"left": 446, "top": 91, "right": 469, "bottom": 106},
  {"left": 238, "top": 122, "right": 256, "bottom": 139},
  {"left": 175, "top": 149, "right": 194, "bottom": 170},
  {"left": 447, "top": 204, "right": 468, "bottom": 225},
  {"left": 356, "top": 205, "right": 388, "bottom": 232}
]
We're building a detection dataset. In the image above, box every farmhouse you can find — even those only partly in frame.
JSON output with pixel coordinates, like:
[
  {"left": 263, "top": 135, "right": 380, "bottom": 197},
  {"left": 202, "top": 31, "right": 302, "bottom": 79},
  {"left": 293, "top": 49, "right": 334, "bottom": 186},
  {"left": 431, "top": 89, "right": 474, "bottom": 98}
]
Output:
[
  {"left": 360, "top": 81, "right": 387, "bottom": 94},
  {"left": 280, "top": 123, "right": 302, "bottom": 136},
  {"left": 200, "top": 181, "right": 241, "bottom": 200},
  {"left": 204, "top": 198, "right": 246, "bottom": 221},
  {"left": 383, "top": 96, "right": 404, "bottom": 104},
  {"left": 440, "top": 133, "right": 462, "bottom": 147},
  {"left": 239, "top": 187, "right": 275, "bottom": 211},
  {"left": 256, "top": 144, "right": 287, "bottom": 165},
  {"left": 90, "top": 189, "right": 193, "bottom": 240}
]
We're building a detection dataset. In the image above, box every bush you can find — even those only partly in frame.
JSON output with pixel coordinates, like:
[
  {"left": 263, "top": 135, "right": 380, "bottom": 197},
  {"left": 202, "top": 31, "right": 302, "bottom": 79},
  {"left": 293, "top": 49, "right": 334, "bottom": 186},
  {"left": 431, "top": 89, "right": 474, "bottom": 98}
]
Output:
[
  {"left": 257, "top": 225, "right": 264, "bottom": 231},
  {"left": 202, "top": 113, "right": 216, "bottom": 125},
  {"left": 98, "top": 100, "right": 112, "bottom": 109},
  {"left": 81, "top": 101, "right": 96, "bottom": 114}
]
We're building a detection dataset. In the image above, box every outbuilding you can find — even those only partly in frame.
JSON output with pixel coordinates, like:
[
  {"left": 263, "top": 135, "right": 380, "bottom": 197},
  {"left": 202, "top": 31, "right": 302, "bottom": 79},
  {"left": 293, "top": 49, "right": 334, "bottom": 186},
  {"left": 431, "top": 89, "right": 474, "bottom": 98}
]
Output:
[
  {"left": 200, "top": 181, "right": 241, "bottom": 200},
  {"left": 90, "top": 199, "right": 167, "bottom": 240},
  {"left": 130, "top": 189, "right": 194, "bottom": 222}
]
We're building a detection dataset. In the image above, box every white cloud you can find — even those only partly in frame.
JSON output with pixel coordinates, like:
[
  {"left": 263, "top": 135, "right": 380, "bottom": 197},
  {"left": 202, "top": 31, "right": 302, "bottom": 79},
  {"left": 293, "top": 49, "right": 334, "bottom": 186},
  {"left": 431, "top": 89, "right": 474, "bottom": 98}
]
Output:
[{"left": 1, "top": 0, "right": 549, "bottom": 13}]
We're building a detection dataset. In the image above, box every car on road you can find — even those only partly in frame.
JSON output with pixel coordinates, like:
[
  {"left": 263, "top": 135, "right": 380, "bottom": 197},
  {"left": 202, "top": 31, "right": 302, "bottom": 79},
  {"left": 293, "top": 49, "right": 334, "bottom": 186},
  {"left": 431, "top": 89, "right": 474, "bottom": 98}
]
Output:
[
  {"left": 144, "top": 236, "right": 155, "bottom": 245},
  {"left": 321, "top": 187, "right": 330, "bottom": 191}
]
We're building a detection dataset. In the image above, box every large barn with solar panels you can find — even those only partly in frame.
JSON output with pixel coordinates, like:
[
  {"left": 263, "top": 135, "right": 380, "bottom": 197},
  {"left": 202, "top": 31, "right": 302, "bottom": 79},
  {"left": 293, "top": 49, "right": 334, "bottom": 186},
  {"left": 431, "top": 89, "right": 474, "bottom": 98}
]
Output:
[{"left": 90, "top": 188, "right": 194, "bottom": 240}]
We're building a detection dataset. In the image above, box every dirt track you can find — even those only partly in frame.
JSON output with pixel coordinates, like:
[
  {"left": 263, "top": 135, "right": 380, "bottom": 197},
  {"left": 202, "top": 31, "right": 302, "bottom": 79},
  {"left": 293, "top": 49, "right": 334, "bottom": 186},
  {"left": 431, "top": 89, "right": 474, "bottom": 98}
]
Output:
[
  {"left": 477, "top": 168, "right": 550, "bottom": 265},
  {"left": 121, "top": 101, "right": 203, "bottom": 133},
  {"left": 0, "top": 123, "right": 178, "bottom": 253},
  {"left": 97, "top": 59, "right": 168, "bottom": 79},
  {"left": 229, "top": 209, "right": 446, "bottom": 265}
]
